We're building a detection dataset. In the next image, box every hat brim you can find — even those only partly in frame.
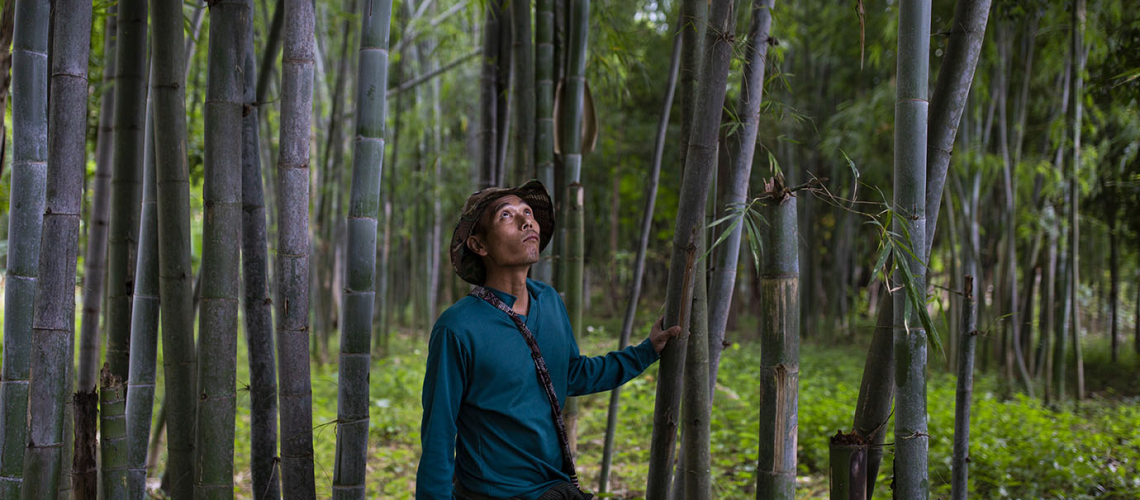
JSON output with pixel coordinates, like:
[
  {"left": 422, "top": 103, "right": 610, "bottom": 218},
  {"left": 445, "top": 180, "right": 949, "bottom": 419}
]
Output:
[{"left": 449, "top": 180, "right": 555, "bottom": 285}]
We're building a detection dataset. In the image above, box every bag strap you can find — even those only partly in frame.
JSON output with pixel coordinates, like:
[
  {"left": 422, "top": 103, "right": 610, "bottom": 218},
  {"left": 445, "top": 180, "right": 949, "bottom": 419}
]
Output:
[{"left": 469, "top": 286, "right": 580, "bottom": 488}]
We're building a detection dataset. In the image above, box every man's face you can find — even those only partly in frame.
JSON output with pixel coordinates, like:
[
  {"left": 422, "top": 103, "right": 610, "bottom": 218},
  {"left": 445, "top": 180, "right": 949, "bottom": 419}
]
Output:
[{"left": 466, "top": 195, "right": 542, "bottom": 271}]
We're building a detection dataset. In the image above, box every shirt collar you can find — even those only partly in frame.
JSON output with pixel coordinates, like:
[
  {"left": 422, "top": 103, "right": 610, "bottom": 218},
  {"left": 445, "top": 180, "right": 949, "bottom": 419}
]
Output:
[{"left": 483, "top": 279, "right": 538, "bottom": 310}]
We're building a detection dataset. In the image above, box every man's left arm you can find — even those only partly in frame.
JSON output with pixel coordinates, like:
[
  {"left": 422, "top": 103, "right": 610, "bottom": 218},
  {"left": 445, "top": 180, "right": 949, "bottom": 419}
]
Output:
[{"left": 566, "top": 317, "right": 680, "bottom": 396}]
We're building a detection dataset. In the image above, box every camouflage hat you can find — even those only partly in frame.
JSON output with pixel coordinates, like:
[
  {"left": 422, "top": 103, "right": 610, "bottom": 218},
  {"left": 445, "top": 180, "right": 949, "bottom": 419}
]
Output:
[{"left": 450, "top": 179, "right": 555, "bottom": 285}]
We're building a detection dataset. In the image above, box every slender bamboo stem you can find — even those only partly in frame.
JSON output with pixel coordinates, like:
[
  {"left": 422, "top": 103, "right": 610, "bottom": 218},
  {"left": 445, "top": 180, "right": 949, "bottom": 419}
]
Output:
[
  {"left": 1068, "top": 0, "right": 1086, "bottom": 402},
  {"left": 645, "top": 2, "right": 734, "bottom": 498},
  {"left": 277, "top": 0, "right": 319, "bottom": 495},
  {"left": 124, "top": 95, "right": 160, "bottom": 500},
  {"left": 242, "top": 2, "right": 282, "bottom": 497},
  {"left": 951, "top": 277, "right": 978, "bottom": 500},
  {"left": 0, "top": 0, "right": 49, "bottom": 497},
  {"left": 681, "top": 243, "right": 711, "bottom": 500},
  {"left": 19, "top": 1, "right": 91, "bottom": 496},
  {"left": 533, "top": 0, "right": 555, "bottom": 283},
  {"left": 512, "top": 0, "right": 534, "bottom": 185},
  {"left": 332, "top": 1, "right": 391, "bottom": 497},
  {"left": 598, "top": 23, "right": 680, "bottom": 494}
]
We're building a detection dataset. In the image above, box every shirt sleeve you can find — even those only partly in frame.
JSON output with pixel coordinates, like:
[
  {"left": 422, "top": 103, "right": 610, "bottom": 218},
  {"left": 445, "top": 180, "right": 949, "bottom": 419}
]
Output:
[
  {"left": 415, "top": 326, "right": 467, "bottom": 500},
  {"left": 566, "top": 335, "right": 660, "bottom": 397}
]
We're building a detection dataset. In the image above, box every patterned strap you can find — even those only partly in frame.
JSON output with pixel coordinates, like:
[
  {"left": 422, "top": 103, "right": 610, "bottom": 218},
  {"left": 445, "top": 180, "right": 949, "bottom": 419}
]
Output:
[{"left": 469, "top": 286, "right": 580, "bottom": 488}]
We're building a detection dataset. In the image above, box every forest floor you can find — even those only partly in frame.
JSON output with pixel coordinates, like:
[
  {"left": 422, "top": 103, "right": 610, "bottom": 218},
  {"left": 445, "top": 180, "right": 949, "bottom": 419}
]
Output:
[
  {"left": 218, "top": 311, "right": 1139, "bottom": 499},
  {"left": 1, "top": 299, "right": 1137, "bottom": 498}
]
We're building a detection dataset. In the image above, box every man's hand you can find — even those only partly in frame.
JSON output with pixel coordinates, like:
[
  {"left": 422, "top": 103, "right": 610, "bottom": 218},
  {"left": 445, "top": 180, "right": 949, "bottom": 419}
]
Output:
[{"left": 649, "top": 316, "right": 683, "bottom": 354}]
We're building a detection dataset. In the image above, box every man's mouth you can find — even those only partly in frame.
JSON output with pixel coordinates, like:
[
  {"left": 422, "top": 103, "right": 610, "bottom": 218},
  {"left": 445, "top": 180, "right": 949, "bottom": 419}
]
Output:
[{"left": 523, "top": 232, "right": 539, "bottom": 243}]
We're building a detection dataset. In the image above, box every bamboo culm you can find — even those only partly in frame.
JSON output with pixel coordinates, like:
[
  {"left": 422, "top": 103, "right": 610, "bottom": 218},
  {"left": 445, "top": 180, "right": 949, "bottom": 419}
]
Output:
[
  {"left": 512, "top": 0, "right": 535, "bottom": 185},
  {"left": 560, "top": 0, "right": 590, "bottom": 452},
  {"left": 681, "top": 243, "right": 711, "bottom": 500},
  {"left": 892, "top": 0, "right": 931, "bottom": 497},
  {"left": 533, "top": 0, "right": 555, "bottom": 283},
  {"left": 124, "top": 96, "right": 160, "bottom": 500},
  {"left": 196, "top": 1, "right": 249, "bottom": 497},
  {"left": 0, "top": 0, "right": 49, "bottom": 497},
  {"left": 332, "top": 2, "right": 392, "bottom": 498},
  {"left": 19, "top": 1, "right": 91, "bottom": 497},
  {"left": 951, "top": 277, "right": 978, "bottom": 500},
  {"left": 150, "top": 0, "right": 201, "bottom": 492},
  {"left": 852, "top": 0, "right": 990, "bottom": 493},
  {"left": 277, "top": 0, "right": 319, "bottom": 496},
  {"left": 645, "top": 2, "right": 735, "bottom": 499},
  {"left": 598, "top": 25, "right": 680, "bottom": 494},
  {"left": 708, "top": 0, "right": 776, "bottom": 397},
  {"left": 755, "top": 184, "right": 799, "bottom": 499},
  {"left": 241, "top": 1, "right": 282, "bottom": 497}
]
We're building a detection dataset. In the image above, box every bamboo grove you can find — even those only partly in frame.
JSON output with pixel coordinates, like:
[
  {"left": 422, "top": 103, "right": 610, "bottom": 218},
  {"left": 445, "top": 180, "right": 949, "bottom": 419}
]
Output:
[{"left": 0, "top": 0, "right": 1137, "bottom": 498}]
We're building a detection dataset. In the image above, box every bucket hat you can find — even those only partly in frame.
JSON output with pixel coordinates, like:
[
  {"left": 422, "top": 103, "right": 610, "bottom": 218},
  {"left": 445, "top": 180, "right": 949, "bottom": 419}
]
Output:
[{"left": 449, "top": 179, "right": 555, "bottom": 285}]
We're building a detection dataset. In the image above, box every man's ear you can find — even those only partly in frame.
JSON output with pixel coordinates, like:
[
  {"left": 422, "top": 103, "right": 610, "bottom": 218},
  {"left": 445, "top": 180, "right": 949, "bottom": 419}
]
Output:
[{"left": 466, "top": 234, "right": 488, "bottom": 257}]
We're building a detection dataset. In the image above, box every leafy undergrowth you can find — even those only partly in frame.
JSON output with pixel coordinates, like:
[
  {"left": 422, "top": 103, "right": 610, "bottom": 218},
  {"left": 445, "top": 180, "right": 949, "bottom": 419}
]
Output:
[{"left": 218, "top": 321, "right": 1138, "bottom": 499}]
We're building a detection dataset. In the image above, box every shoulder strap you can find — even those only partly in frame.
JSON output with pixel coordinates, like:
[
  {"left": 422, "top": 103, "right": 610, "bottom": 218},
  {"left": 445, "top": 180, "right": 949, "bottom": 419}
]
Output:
[{"left": 469, "top": 286, "right": 580, "bottom": 488}]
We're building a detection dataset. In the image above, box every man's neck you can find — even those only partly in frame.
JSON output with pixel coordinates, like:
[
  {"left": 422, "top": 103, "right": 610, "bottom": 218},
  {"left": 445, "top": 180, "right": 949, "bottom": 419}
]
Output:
[{"left": 483, "top": 267, "right": 530, "bottom": 315}]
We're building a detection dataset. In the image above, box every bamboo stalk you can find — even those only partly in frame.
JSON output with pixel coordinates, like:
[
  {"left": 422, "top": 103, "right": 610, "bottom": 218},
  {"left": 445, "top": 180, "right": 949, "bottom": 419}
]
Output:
[
  {"left": 892, "top": 0, "right": 931, "bottom": 497},
  {"left": 19, "top": 1, "right": 91, "bottom": 496},
  {"left": 332, "top": 1, "right": 392, "bottom": 497},
  {"left": 0, "top": 0, "right": 49, "bottom": 497},
  {"left": 533, "top": 0, "right": 555, "bottom": 283},
  {"left": 828, "top": 432, "right": 867, "bottom": 500},
  {"left": 124, "top": 95, "right": 160, "bottom": 500},
  {"left": 242, "top": 2, "right": 282, "bottom": 497},
  {"left": 277, "top": 0, "right": 319, "bottom": 495},
  {"left": 195, "top": 1, "right": 249, "bottom": 497},
  {"left": 645, "top": 2, "right": 734, "bottom": 498},
  {"left": 951, "top": 277, "right": 978, "bottom": 500},
  {"left": 597, "top": 23, "right": 680, "bottom": 494},
  {"left": 756, "top": 182, "right": 799, "bottom": 499},
  {"left": 150, "top": 0, "right": 200, "bottom": 492}
]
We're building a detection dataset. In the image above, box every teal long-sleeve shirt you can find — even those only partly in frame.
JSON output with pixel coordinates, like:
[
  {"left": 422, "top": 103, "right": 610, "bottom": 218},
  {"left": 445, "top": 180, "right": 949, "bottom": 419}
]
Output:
[{"left": 416, "top": 279, "right": 660, "bottom": 500}]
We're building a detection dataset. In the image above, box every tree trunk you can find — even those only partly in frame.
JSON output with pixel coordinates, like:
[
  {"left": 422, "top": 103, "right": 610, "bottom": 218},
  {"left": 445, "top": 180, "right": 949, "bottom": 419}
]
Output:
[
  {"left": 150, "top": 0, "right": 201, "bottom": 493},
  {"left": 950, "top": 277, "right": 977, "bottom": 500},
  {"left": 119, "top": 95, "right": 161, "bottom": 500},
  {"left": 512, "top": 0, "right": 534, "bottom": 185},
  {"left": 853, "top": 0, "right": 991, "bottom": 493},
  {"left": 597, "top": 24, "right": 679, "bottom": 494},
  {"left": 755, "top": 181, "right": 798, "bottom": 500},
  {"left": 892, "top": 0, "right": 931, "bottom": 498},
  {"left": 533, "top": 0, "right": 555, "bottom": 283},
  {"left": 1040, "top": 207, "right": 1058, "bottom": 403},
  {"left": 681, "top": 239, "right": 711, "bottom": 500},
  {"left": 1068, "top": 0, "right": 1085, "bottom": 402},
  {"left": 195, "top": 1, "right": 248, "bottom": 496},
  {"left": 1109, "top": 212, "right": 1119, "bottom": 362},
  {"left": 277, "top": 0, "right": 318, "bottom": 495},
  {"left": 708, "top": 0, "right": 775, "bottom": 396},
  {"left": 1053, "top": 234, "right": 1069, "bottom": 403},
  {"left": 645, "top": 2, "right": 734, "bottom": 498},
  {"left": 332, "top": 2, "right": 391, "bottom": 497},
  {"left": 478, "top": 0, "right": 501, "bottom": 188},
  {"left": 74, "top": 11, "right": 116, "bottom": 494},
  {"left": 242, "top": 3, "right": 282, "bottom": 497},
  {"left": 19, "top": 2, "right": 90, "bottom": 496}
]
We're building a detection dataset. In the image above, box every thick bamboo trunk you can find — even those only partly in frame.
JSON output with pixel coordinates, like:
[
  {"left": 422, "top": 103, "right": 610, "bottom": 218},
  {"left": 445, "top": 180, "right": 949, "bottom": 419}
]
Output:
[
  {"left": 598, "top": 25, "right": 679, "bottom": 494},
  {"left": 241, "top": 3, "right": 282, "bottom": 497},
  {"left": 512, "top": 0, "right": 534, "bottom": 185},
  {"left": 194, "top": 2, "right": 248, "bottom": 497},
  {"left": 124, "top": 99, "right": 160, "bottom": 500},
  {"left": 1053, "top": 237, "right": 1069, "bottom": 402},
  {"left": 0, "top": 0, "right": 49, "bottom": 497},
  {"left": 478, "top": 0, "right": 502, "bottom": 188},
  {"left": 533, "top": 0, "right": 555, "bottom": 283},
  {"left": 277, "top": 0, "right": 318, "bottom": 495},
  {"left": 681, "top": 244, "right": 711, "bottom": 500},
  {"left": 645, "top": 2, "right": 734, "bottom": 499},
  {"left": 559, "top": 0, "right": 589, "bottom": 452},
  {"left": 1109, "top": 210, "right": 1119, "bottom": 362},
  {"left": 19, "top": 2, "right": 91, "bottom": 497},
  {"left": 150, "top": 0, "right": 200, "bottom": 493},
  {"left": 852, "top": 0, "right": 990, "bottom": 494},
  {"left": 950, "top": 277, "right": 978, "bottom": 500},
  {"left": 332, "top": 2, "right": 391, "bottom": 497},
  {"left": 892, "top": 0, "right": 931, "bottom": 498},
  {"left": 708, "top": 0, "right": 775, "bottom": 395},
  {"left": 755, "top": 181, "right": 798, "bottom": 500}
]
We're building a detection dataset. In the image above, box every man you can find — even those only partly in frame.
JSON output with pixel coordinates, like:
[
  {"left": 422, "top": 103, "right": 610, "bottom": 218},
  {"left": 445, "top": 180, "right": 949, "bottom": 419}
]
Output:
[{"left": 416, "top": 180, "right": 680, "bottom": 500}]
